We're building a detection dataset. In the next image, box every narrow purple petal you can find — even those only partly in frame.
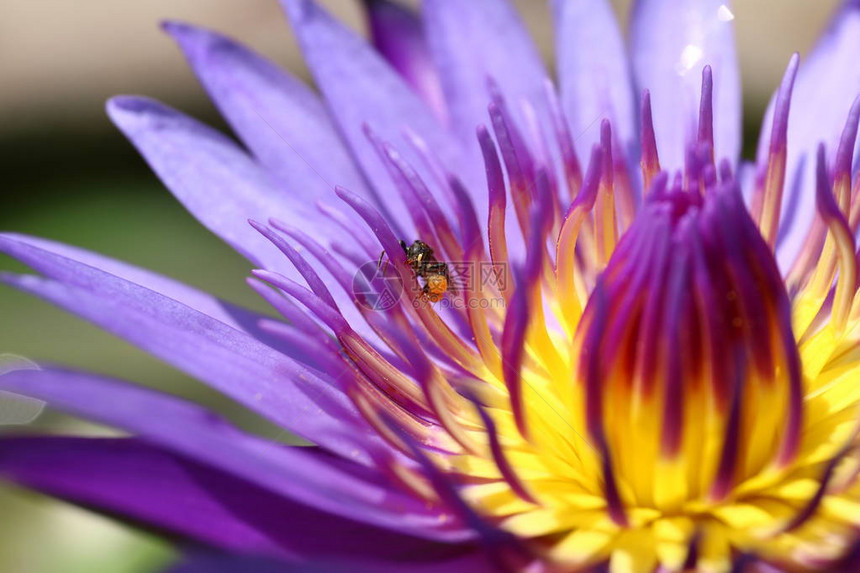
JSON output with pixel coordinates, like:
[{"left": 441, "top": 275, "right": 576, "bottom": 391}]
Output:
[
  {"left": 0, "top": 367, "right": 471, "bottom": 541},
  {"left": 250, "top": 221, "right": 339, "bottom": 310},
  {"left": 640, "top": 90, "right": 661, "bottom": 190},
  {"left": 630, "top": 0, "right": 741, "bottom": 170},
  {"left": 163, "top": 22, "right": 374, "bottom": 212},
  {"left": 168, "top": 554, "right": 293, "bottom": 573},
  {"left": 500, "top": 176, "right": 553, "bottom": 439},
  {"left": 363, "top": 0, "right": 446, "bottom": 118},
  {"left": 0, "top": 437, "right": 465, "bottom": 560},
  {"left": 470, "top": 399, "right": 537, "bottom": 504},
  {"left": 479, "top": 125, "right": 509, "bottom": 270},
  {"left": 106, "top": 94, "right": 379, "bottom": 342},
  {"left": 580, "top": 284, "right": 628, "bottom": 527},
  {"left": 423, "top": 0, "right": 548, "bottom": 148},
  {"left": 710, "top": 350, "right": 746, "bottom": 499},
  {"left": 0, "top": 232, "right": 273, "bottom": 341},
  {"left": 552, "top": 0, "right": 636, "bottom": 161},
  {"left": 392, "top": 423, "right": 532, "bottom": 572},
  {"left": 698, "top": 65, "right": 715, "bottom": 155},
  {"left": 281, "top": 0, "right": 468, "bottom": 231},
  {"left": 0, "top": 236, "right": 371, "bottom": 462},
  {"left": 169, "top": 551, "right": 495, "bottom": 573},
  {"left": 251, "top": 269, "right": 348, "bottom": 334},
  {"left": 107, "top": 96, "right": 306, "bottom": 282},
  {"left": 769, "top": 0, "right": 860, "bottom": 264},
  {"left": 755, "top": 55, "right": 799, "bottom": 253}
]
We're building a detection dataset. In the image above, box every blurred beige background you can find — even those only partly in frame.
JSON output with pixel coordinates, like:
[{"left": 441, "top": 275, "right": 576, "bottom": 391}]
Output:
[
  {"left": 0, "top": 1, "right": 843, "bottom": 572},
  {"left": 0, "top": 0, "right": 840, "bottom": 135}
]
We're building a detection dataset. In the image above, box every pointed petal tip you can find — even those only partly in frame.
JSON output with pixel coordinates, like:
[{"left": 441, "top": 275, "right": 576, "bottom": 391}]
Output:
[
  {"left": 835, "top": 93, "right": 860, "bottom": 177},
  {"left": 160, "top": 19, "right": 190, "bottom": 37},
  {"left": 106, "top": 95, "right": 174, "bottom": 131},
  {"left": 782, "top": 53, "right": 801, "bottom": 87},
  {"left": 161, "top": 20, "right": 221, "bottom": 56},
  {"left": 163, "top": 22, "right": 264, "bottom": 85},
  {"left": 247, "top": 219, "right": 266, "bottom": 234},
  {"left": 334, "top": 185, "right": 354, "bottom": 201},
  {"left": 104, "top": 94, "right": 139, "bottom": 117},
  {"left": 281, "top": 0, "right": 321, "bottom": 25}
]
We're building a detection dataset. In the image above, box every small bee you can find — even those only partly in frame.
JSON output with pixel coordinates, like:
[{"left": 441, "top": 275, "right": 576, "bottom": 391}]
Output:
[{"left": 379, "top": 239, "right": 450, "bottom": 302}]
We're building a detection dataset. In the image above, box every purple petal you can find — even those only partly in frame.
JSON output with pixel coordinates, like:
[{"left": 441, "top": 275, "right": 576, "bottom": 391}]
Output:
[
  {"left": 0, "top": 233, "right": 271, "bottom": 340},
  {"left": 107, "top": 95, "right": 385, "bottom": 342},
  {"left": 363, "top": 0, "right": 446, "bottom": 118},
  {"left": 0, "top": 437, "right": 465, "bottom": 560},
  {"left": 0, "top": 235, "right": 372, "bottom": 463},
  {"left": 169, "top": 551, "right": 495, "bottom": 573},
  {"left": 0, "top": 367, "right": 471, "bottom": 542},
  {"left": 168, "top": 554, "right": 295, "bottom": 573},
  {"left": 765, "top": 1, "right": 860, "bottom": 265},
  {"left": 281, "top": 0, "right": 468, "bottom": 231},
  {"left": 552, "top": 0, "right": 636, "bottom": 161},
  {"left": 107, "top": 96, "right": 309, "bottom": 282},
  {"left": 630, "top": 0, "right": 741, "bottom": 170},
  {"left": 162, "top": 22, "right": 373, "bottom": 210},
  {"left": 423, "top": 0, "right": 548, "bottom": 147}
]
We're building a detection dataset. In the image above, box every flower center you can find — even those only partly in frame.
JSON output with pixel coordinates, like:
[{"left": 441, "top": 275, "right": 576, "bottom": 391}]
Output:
[
  {"left": 273, "top": 63, "right": 860, "bottom": 571},
  {"left": 577, "top": 177, "right": 803, "bottom": 516}
]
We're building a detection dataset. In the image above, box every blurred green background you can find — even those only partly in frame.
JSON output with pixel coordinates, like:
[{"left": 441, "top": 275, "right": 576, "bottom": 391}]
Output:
[{"left": 0, "top": 0, "right": 841, "bottom": 571}]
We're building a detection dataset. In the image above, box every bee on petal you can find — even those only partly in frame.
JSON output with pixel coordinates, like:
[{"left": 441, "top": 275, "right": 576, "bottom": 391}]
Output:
[{"left": 379, "top": 239, "right": 450, "bottom": 302}]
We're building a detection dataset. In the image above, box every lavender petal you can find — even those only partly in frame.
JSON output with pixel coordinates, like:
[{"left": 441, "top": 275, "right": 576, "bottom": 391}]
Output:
[
  {"left": 552, "top": 0, "right": 636, "bottom": 162},
  {"left": 363, "top": 0, "right": 446, "bottom": 118},
  {"left": 281, "top": 0, "right": 469, "bottom": 234},
  {"left": 0, "top": 436, "right": 467, "bottom": 558},
  {"left": 163, "top": 23, "right": 373, "bottom": 214},
  {"left": 0, "top": 366, "right": 472, "bottom": 541},
  {"left": 0, "top": 233, "right": 275, "bottom": 343},
  {"left": 765, "top": 1, "right": 860, "bottom": 264},
  {"left": 107, "top": 96, "right": 309, "bottom": 282},
  {"left": 0, "top": 235, "right": 375, "bottom": 464},
  {"left": 630, "top": 0, "right": 741, "bottom": 170},
  {"left": 423, "top": 0, "right": 547, "bottom": 148}
]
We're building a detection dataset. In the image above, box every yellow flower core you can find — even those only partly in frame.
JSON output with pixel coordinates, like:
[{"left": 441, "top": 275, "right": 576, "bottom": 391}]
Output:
[
  {"left": 412, "top": 155, "right": 860, "bottom": 573},
  {"left": 357, "top": 68, "right": 860, "bottom": 573}
]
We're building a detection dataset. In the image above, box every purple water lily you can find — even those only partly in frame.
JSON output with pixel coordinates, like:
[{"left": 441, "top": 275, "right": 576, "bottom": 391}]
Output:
[{"left": 2, "top": 0, "right": 860, "bottom": 571}]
